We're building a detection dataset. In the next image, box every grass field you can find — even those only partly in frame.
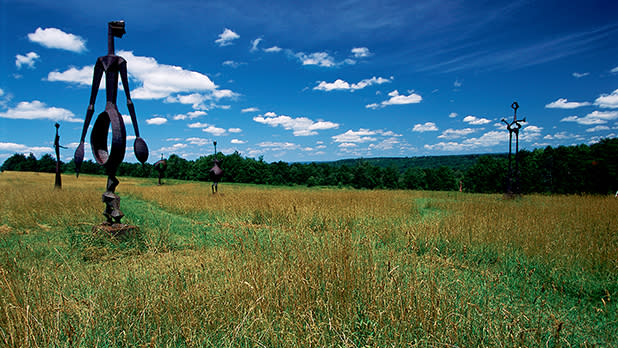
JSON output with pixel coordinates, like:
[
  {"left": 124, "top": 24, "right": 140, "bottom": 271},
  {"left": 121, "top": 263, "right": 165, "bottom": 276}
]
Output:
[{"left": 0, "top": 171, "right": 616, "bottom": 347}]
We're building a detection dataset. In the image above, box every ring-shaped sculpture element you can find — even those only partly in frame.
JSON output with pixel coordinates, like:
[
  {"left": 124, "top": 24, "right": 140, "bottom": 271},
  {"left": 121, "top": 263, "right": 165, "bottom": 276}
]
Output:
[{"left": 91, "top": 105, "right": 126, "bottom": 173}]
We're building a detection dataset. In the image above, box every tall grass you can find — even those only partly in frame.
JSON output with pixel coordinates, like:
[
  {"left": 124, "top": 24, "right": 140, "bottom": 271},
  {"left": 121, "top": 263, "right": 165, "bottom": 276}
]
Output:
[{"left": 0, "top": 171, "right": 616, "bottom": 347}]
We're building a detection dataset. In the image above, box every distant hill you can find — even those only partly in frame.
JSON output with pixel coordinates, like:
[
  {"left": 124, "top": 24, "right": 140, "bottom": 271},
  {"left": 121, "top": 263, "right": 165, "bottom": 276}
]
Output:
[{"left": 327, "top": 153, "right": 508, "bottom": 172}]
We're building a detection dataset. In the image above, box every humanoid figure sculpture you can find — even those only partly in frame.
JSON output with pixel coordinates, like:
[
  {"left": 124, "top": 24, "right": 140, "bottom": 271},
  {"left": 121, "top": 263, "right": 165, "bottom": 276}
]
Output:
[
  {"left": 54, "top": 123, "right": 67, "bottom": 189},
  {"left": 502, "top": 102, "right": 525, "bottom": 195},
  {"left": 74, "top": 21, "right": 148, "bottom": 223},
  {"left": 154, "top": 155, "right": 167, "bottom": 185},
  {"left": 210, "top": 141, "right": 223, "bottom": 193}
]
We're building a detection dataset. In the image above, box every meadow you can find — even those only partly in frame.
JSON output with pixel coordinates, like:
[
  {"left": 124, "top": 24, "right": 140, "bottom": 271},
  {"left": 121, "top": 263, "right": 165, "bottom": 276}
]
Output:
[{"left": 0, "top": 171, "right": 616, "bottom": 347}]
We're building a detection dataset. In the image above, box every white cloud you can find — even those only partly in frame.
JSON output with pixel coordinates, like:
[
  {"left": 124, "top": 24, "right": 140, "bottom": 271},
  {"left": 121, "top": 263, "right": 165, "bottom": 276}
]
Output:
[
  {"left": 158, "top": 143, "right": 187, "bottom": 153},
  {"left": 586, "top": 125, "right": 610, "bottom": 132},
  {"left": 188, "top": 122, "right": 209, "bottom": 128},
  {"left": 202, "top": 125, "right": 227, "bottom": 136},
  {"left": 146, "top": 117, "right": 167, "bottom": 125},
  {"left": 366, "top": 90, "right": 422, "bottom": 109},
  {"left": 338, "top": 142, "right": 358, "bottom": 148},
  {"left": 28, "top": 27, "right": 86, "bottom": 53},
  {"left": 314, "top": 76, "right": 391, "bottom": 91},
  {"left": 454, "top": 80, "right": 462, "bottom": 87},
  {"left": 351, "top": 47, "right": 371, "bottom": 58},
  {"left": 215, "top": 28, "right": 240, "bottom": 47},
  {"left": 253, "top": 112, "right": 339, "bottom": 136},
  {"left": 258, "top": 142, "right": 300, "bottom": 150},
  {"left": 122, "top": 114, "right": 132, "bottom": 125},
  {"left": 172, "top": 110, "right": 207, "bottom": 120},
  {"left": 49, "top": 51, "right": 233, "bottom": 103},
  {"left": 594, "top": 89, "right": 618, "bottom": 109},
  {"left": 228, "top": 128, "right": 242, "bottom": 133},
  {"left": 332, "top": 129, "right": 377, "bottom": 143},
  {"left": 561, "top": 111, "right": 618, "bottom": 125},
  {"left": 186, "top": 137, "right": 209, "bottom": 146},
  {"left": 250, "top": 38, "right": 262, "bottom": 52},
  {"left": 0, "top": 142, "right": 52, "bottom": 155},
  {"left": 449, "top": 112, "right": 458, "bottom": 118},
  {"left": 369, "top": 137, "right": 400, "bottom": 150},
  {"left": 264, "top": 46, "right": 282, "bottom": 53},
  {"left": 231, "top": 139, "right": 246, "bottom": 144},
  {"left": 0, "top": 100, "right": 80, "bottom": 122},
  {"left": 425, "top": 130, "right": 507, "bottom": 152},
  {"left": 222, "top": 60, "right": 245, "bottom": 68},
  {"left": 47, "top": 65, "right": 94, "bottom": 86},
  {"left": 572, "top": 72, "right": 589, "bottom": 78},
  {"left": 15, "top": 52, "right": 40, "bottom": 69},
  {"left": 241, "top": 107, "right": 259, "bottom": 113},
  {"left": 545, "top": 98, "right": 591, "bottom": 109},
  {"left": 463, "top": 115, "right": 491, "bottom": 125},
  {"left": 412, "top": 122, "right": 438, "bottom": 132},
  {"left": 438, "top": 128, "right": 476, "bottom": 139},
  {"left": 295, "top": 52, "right": 336, "bottom": 67},
  {"left": 611, "top": 66, "right": 618, "bottom": 73}
]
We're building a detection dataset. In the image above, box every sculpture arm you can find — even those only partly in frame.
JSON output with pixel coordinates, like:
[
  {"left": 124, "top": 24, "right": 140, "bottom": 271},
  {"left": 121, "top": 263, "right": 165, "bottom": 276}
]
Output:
[
  {"left": 74, "top": 59, "right": 104, "bottom": 177},
  {"left": 120, "top": 60, "right": 149, "bottom": 164},
  {"left": 119, "top": 61, "right": 140, "bottom": 137}
]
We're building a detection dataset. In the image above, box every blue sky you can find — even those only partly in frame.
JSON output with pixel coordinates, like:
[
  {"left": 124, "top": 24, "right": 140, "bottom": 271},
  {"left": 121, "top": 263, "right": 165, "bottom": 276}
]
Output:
[{"left": 1, "top": 0, "right": 617, "bottom": 164}]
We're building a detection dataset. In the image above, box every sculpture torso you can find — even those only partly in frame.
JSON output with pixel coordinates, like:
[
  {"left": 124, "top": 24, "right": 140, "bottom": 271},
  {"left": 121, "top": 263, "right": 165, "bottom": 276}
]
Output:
[{"left": 97, "top": 55, "right": 126, "bottom": 105}]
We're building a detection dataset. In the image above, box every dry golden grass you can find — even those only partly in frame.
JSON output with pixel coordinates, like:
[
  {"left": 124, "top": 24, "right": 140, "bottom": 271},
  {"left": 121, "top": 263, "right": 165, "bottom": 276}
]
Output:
[{"left": 0, "top": 171, "right": 616, "bottom": 347}]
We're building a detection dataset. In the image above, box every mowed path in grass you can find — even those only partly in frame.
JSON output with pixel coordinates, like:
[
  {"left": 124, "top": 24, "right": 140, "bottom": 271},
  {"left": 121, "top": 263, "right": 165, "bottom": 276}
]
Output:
[{"left": 0, "top": 171, "right": 616, "bottom": 347}]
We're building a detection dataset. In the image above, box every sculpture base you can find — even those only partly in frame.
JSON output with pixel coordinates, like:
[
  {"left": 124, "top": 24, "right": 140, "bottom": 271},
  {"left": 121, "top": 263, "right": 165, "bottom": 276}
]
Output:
[{"left": 92, "top": 222, "right": 139, "bottom": 238}]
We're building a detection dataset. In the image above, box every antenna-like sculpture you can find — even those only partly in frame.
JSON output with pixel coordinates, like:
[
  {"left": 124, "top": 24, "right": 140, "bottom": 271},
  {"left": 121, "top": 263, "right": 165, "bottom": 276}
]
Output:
[
  {"left": 501, "top": 102, "right": 525, "bottom": 195},
  {"left": 210, "top": 141, "right": 223, "bottom": 194},
  {"left": 153, "top": 155, "right": 167, "bottom": 185},
  {"left": 74, "top": 21, "right": 148, "bottom": 223},
  {"left": 54, "top": 123, "right": 67, "bottom": 189}
]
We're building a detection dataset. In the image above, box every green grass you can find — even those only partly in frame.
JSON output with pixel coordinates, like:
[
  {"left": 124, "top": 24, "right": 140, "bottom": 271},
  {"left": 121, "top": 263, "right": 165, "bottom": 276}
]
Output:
[{"left": 0, "top": 171, "right": 616, "bottom": 347}]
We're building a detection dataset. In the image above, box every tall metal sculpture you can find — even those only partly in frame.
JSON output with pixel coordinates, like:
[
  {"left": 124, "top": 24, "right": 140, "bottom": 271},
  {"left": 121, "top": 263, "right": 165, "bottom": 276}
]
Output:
[
  {"left": 210, "top": 141, "right": 223, "bottom": 193},
  {"left": 54, "top": 123, "right": 67, "bottom": 189},
  {"left": 501, "top": 102, "right": 525, "bottom": 195},
  {"left": 74, "top": 21, "right": 148, "bottom": 223},
  {"left": 154, "top": 155, "right": 167, "bottom": 185}
]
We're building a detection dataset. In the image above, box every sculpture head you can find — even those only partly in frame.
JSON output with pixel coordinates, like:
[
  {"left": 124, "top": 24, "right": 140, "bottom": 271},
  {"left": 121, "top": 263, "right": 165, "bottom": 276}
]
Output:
[
  {"left": 55, "top": 122, "right": 60, "bottom": 129},
  {"left": 109, "top": 21, "right": 126, "bottom": 38}
]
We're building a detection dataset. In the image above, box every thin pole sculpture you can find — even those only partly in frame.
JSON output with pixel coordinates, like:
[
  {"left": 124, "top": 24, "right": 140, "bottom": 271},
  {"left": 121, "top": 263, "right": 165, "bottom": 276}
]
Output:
[
  {"left": 154, "top": 155, "right": 167, "bottom": 185},
  {"left": 54, "top": 123, "right": 67, "bottom": 189},
  {"left": 501, "top": 102, "right": 525, "bottom": 195},
  {"left": 210, "top": 141, "right": 223, "bottom": 193},
  {"left": 74, "top": 21, "right": 149, "bottom": 223}
]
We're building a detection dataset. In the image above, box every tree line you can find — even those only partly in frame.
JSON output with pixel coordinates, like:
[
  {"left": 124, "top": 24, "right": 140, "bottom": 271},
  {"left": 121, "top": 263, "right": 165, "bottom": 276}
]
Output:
[{"left": 2, "top": 138, "right": 617, "bottom": 194}]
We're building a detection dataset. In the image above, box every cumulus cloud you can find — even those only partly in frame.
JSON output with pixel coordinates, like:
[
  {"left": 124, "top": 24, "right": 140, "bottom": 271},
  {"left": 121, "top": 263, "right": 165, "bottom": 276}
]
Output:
[
  {"left": 561, "top": 111, "right": 618, "bottom": 125},
  {"left": 586, "top": 125, "right": 610, "bottom": 132},
  {"left": 241, "top": 107, "right": 259, "bottom": 113},
  {"left": 0, "top": 142, "right": 53, "bottom": 156},
  {"left": 202, "top": 125, "right": 227, "bottom": 136},
  {"left": 412, "top": 122, "right": 438, "bottom": 132},
  {"left": 0, "top": 100, "right": 80, "bottom": 122},
  {"left": 253, "top": 112, "right": 339, "bottom": 136},
  {"left": 28, "top": 27, "right": 86, "bottom": 52},
  {"left": 15, "top": 52, "right": 40, "bottom": 69},
  {"left": 425, "top": 130, "right": 507, "bottom": 152},
  {"left": 545, "top": 98, "right": 591, "bottom": 109},
  {"left": 463, "top": 115, "right": 491, "bottom": 125},
  {"left": 438, "top": 128, "right": 476, "bottom": 139},
  {"left": 449, "top": 112, "right": 458, "bottom": 118},
  {"left": 215, "top": 28, "right": 240, "bottom": 47},
  {"left": 48, "top": 51, "right": 234, "bottom": 104},
  {"left": 351, "top": 47, "right": 371, "bottom": 58},
  {"left": 228, "top": 128, "right": 242, "bottom": 133},
  {"left": 157, "top": 143, "right": 187, "bottom": 153},
  {"left": 231, "top": 139, "right": 247, "bottom": 144},
  {"left": 611, "top": 66, "right": 618, "bottom": 73},
  {"left": 594, "top": 89, "right": 618, "bottom": 109},
  {"left": 186, "top": 137, "right": 209, "bottom": 146},
  {"left": 172, "top": 110, "right": 207, "bottom": 120},
  {"left": 332, "top": 129, "right": 377, "bottom": 143},
  {"left": 295, "top": 52, "right": 336, "bottom": 67},
  {"left": 453, "top": 80, "right": 462, "bottom": 88},
  {"left": 146, "top": 116, "right": 167, "bottom": 125},
  {"left": 366, "top": 90, "right": 422, "bottom": 109},
  {"left": 314, "top": 76, "right": 391, "bottom": 91}
]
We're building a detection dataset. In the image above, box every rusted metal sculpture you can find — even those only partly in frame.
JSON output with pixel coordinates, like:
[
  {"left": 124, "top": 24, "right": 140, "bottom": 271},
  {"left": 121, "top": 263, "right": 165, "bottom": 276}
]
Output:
[
  {"left": 54, "top": 123, "right": 67, "bottom": 189},
  {"left": 154, "top": 156, "right": 167, "bottom": 185},
  {"left": 502, "top": 102, "right": 525, "bottom": 195},
  {"left": 210, "top": 141, "right": 223, "bottom": 193},
  {"left": 74, "top": 21, "right": 148, "bottom": 223}
]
